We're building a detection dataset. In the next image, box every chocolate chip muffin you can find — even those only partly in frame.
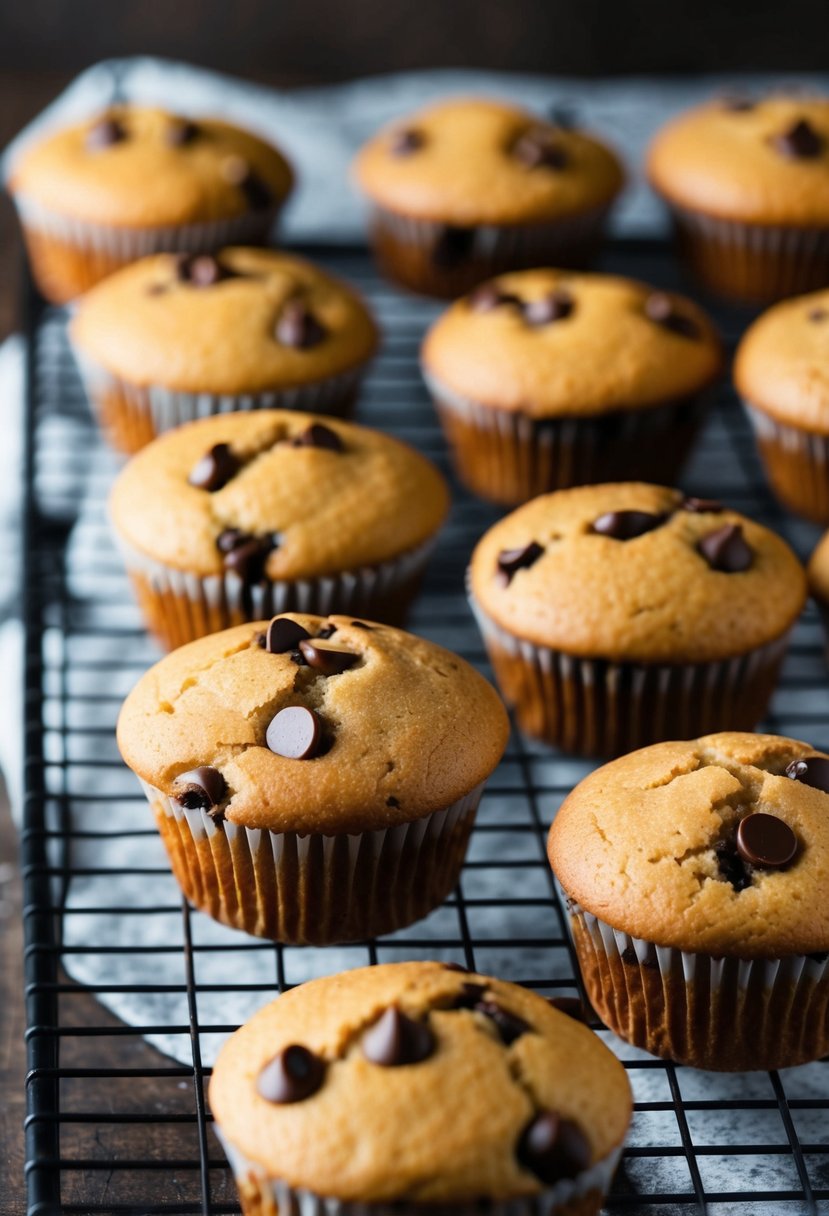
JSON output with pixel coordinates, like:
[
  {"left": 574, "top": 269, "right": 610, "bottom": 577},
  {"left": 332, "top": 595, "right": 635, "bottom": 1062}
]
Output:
[
  {"left": 109, "top": 409, "right": 449, "bottom": 647},
  {"left": 353, "top": 97, "right": 624, "bottom": 298},
  {"left": 469, "top": 483, "right": 806, "bottom": 757},
  {"left": 209, "top": 962, "right": 631, "bottom": 1216},
  {"left": 117, "top": 620, "right": 508, "bottom": 943},
  {"left": 71, "top": 247, "right": 378, "bottom": 453},
  {"left": 422, "top": 269, "right": 723, "bottom": 506},
  {"left": 7, "top": 104, "right": 294, "bottom": 304},
  {"left": 647, "top": 93, "right": 829, "bottom": 302},
  {"left": 735, "top": 287, "right": 829, "bottom": 522},
  {"left": 549, "top": 732, "right": 829, "bottom": 1070},
  {"left": 807, "top": 530, "right": 829, "bottom": 655}
]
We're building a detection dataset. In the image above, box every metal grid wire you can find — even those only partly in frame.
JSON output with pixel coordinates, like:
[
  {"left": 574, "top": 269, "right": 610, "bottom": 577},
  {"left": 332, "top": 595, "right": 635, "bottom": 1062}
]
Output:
[{"left": 21, "top": 242, "right": 829, "bottom": 1216}]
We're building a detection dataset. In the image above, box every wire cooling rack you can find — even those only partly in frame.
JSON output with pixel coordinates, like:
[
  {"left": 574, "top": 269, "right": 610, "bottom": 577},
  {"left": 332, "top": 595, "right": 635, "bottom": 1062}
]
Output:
[{"left": 20, "top": 242, "right": 829, "bottom": 1216}]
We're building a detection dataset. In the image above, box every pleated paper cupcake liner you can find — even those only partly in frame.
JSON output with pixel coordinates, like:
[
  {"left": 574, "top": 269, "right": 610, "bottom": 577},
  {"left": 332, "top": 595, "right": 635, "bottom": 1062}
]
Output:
[
  {"left": 564, "top": 900, "right": 829, "bottom": 1071},
  {"left": 470, "top": 592, "right": 790, "bottom": 758},
  {"left": 745, "top": 402, "right": 829, "bottom": 524},
  {"left": 665, "top": 202, "right": 829, "bottom": 304},
  {"left": 13, "top": 190, "right": 284, "bottom": 305},
  {"left": 425, "top": 371, "right": 710, "bottom": 507},
  {"left": 142, "top": 779, "right": 484, "bottom": 945},
  {"left": 368, "top": 204, "right": 612, "bottom": 299},
  {"left": 117, "top": 533, "right": 437, "bottom": 650},
  {"left": 74, "top": 348, "right": 366, "bottom": 454},
  {"left": 216, "top": 1127, "right": 624, "bottom": 1216}
]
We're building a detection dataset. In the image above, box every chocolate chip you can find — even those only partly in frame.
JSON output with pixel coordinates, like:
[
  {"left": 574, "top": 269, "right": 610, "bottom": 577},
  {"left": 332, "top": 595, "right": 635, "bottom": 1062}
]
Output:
[
  {"left": 682, "top": 496, "right": 724, "bottom": 514},
  {"left": 265, "top": 616, "right": 312, "bottom": 654},
  {"left": 86, "top": 116, "right": 127, "bottom": 150},
  {"left": 447, "top": 981, "right": 488, "bottom": 1009},
  {"left": 361, "top": 1007, "right": 435, "bottom": 1067},
  {"left": 166, "top": 118, "right": 200, "bottom": 146},
  {"left": 222, "top": 534, "right": 278, "bottom": 582},
  {"left": 275, "top": 300, "right": 327, "bottom": 349},
  {"left": 496, "top": 541, "right": 544, "bottom": 585},
  {"left": 173, "top": 765, "right": 227, "bottom": 812},
  {"left": 257, "top": 1045, "right": 325, "bottom": 1103},
  {"left": 266, "top": 705, "right": 324, "bottom": 759},
  {"left": 716, "top": 842, "right": 752, "bottom": 892},
  {"left": 547, "top": 996, "right": 587, "bottom": 1023},
  {"left": 176, "top": 253, "right": 229, "bottom": 287},
  {"left": 809, "top": 307, "right": 828, "bottom": 322},
  {"left": 216, "top": 527, "right": 246, "bottom": 554},
  {"left": 432, "top": 225, "right": 475, "bottom": 269},
  {"left": 253, "top": 631, "right": 267, "bottom": 648},
  {"left": 698, "top": 524, "right": 752, "bottom": 573},
  {"left": 524, "top": 289, "right": 574, "bottom": 326},
  {"left": 786, "top": 755, "right": 829, "bottom": 792},
  {"left": 221, "top": 155, "right": 273, "bottom": 208},
  {"left": 475, "top": 1000, "right": 531, "bottom": 1045},
  {"left": 294, "top": 423, "right": 343, "bottom": 452},
  {"left": 736, "top": 812, "right": 797, "bottom": 870},
  {"left": 188, "top": 443, "right": 239, "bottom": 492},
  {"left": 298, "top": 639, "right": 359, "bottom": 675},
  {"left": 316, "top": 625, "right": 337, "bottom": 639},
  {"left": 290, "top": 649, "right": 307, "bottom": 666},
  {"left": 513, "top": 128, "right": 569, "bottom": 170},
  {"left": 592, "top": 510, "right": 666, "bottom": 540},
  {"left": 389, "top": 127, "right": 425, "bottom": 155},
  {"left": 644, "top": 292, "right": 701, "bottom": 340},
  {"left": 467, "top": 282, "right": 522, "bottom": 314},
  {"left": 772, "top": 118, "right": 824, "bottom": 159},
  {"left": 386, "top": 796, "right": 400, "bottom": 808},
  {"left": 350, "top": 620, "right": 372, "bottom": 630},
  {"left": 517, "top": 1111, "right": 591, "bottom": 1184}
]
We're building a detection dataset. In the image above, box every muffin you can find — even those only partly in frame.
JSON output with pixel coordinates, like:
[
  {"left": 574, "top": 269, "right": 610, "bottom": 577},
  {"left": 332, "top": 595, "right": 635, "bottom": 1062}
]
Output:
[
  {"left": 109, "top": 410, "right": 449, "bottom": 648},
  {"left": 7, "top": 104, "right": 294, "bottom": 304},
  {"left": 353, "top": 97, "right": 624, "bottom": 298},
  {"left": 549, "top": 732, "right": 829, "bottom": 1070},
  {"left": 209, "top": 962, "right": 632, "bottom": 1216},
  {"left": 71, "top": 247, "right": 379, "bottom": 453},
  {"left": 735, "top": 287, "right": 829, "bottom": 522},
  {"left": 807, "top": 530, "right": 829, "bottom": 651},
  {"left": 117, "top": 620, "right": 509, "bottom": 943},
  {"left": 647, "top": 93, "right": 829, "bottom": 302},
  {"left": 422, "top": 270, "right": 722, "bottom": 506},
  {"left": 468, "top": 483, "right": 806, "bottom": 757}
]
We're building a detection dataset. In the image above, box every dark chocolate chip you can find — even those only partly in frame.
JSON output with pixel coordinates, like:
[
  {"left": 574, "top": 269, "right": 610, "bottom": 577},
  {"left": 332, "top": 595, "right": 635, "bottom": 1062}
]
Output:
[
  {"left": 786, "top": 755, "right": 829, "bottom": 792},
  {"left": 467, "top": 282, "right": 523, "bottom": 314},
  {"left": 513, "top": 128, "right": 569, "bottom": 170},
  {"left": 290, "top": 649, "right": 307, "bottom": 666},
  {"left": 715, "top": 842, "right": 752, "bottom": 892},
  {"left": 386, "top": 795, "right": 400, "bottom": 808},
  {"left": 475, "top": 999, "right": 531, "bottom": 1045},
  {"left": 257, "top": 1044, "right": 325, "bottom": 1103},
  {"left": 173, "top": 765, "right": 227, "bottom": 811},
  {"left": 253, "top": 631, "right": 267, "bottom": 648},
  {"left": 265, "top": 616, "right": 312, "bottom": 654},
  {"left": 188, "top": 443, "right": 239, "bottom": 492},
  {"left": 736, "top": 812, "right": 797, "bottom": 870},
  {"left": 644, "top": 292, "right": 701, "bottom": 340},
  {"left": 275, "top": 300, "right": 327, "bottom": 349},
  {"left": 86, "top": 116, "right": 127, "bottom": 150},
  {"left": 809, "top": 307, "right": 828, "bottom": 322},
  {"left": 266, "top": 705, "right": 324, "bottom": 759},
  {"left": 222, "top": 535, "right": 278, "bottom": 582},
  {"left": 496, "top": 541, "right": 544, "bottom": 585},
  {"left": 361, "top": 1006, "right": 435, "bottom": 1066},
  {"left": 317, "top": 624, "right": 337, "bottom": 639},
  {"left": 294, "top": 422, "right": 343, "bottom": 452},
  {"left": 351, "top": 620, "right": 372, "bottom": 630},
  {"left": 432, "top": 225, "right": 475, "bottom": 269},
  {"left": 447, "top": 981, "right": 488, "bottom": 1010},
  {"left": 389, "top": 127, "right": 425, "bottom": 156},
  {"left": 298, "top": 639, "right": 359, "bottom": 675},
  {"left": 176, "top": 253, "right": 229, "bottom": 287},
  {"left": 524, "top": 289, "right": 574, "bottom": 326},
  {"left": 221, "top": 155, "right": 273, "bottom": 208},
  {"left": 166, "top": 118, "right": 200, "bottom": 146},
  {"left": 697, "top": 523, "right": 752, "bottom": 572},
  {"left": 592, "top": 510, "right": 666, "bottom": 540},
  {"left": 681, "top": 496, "right": 724, "bottom": 514},
  {"left": 772, "top": 118, "right": 824, "bottom": 159},
  {"left": 547, "top": 996, "right": 587, "bottom": 1023},
  {"left": 517, "top": 1110, "right": 591, "bottom": 1184},
  {"left": 216, "top": 527, "right": 246, "bottom": 554}
]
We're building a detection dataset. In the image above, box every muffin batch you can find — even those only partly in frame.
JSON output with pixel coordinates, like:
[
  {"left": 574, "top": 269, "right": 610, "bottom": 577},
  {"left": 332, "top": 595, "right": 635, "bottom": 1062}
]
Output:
[{"left": 11, "top": 87, "right": 829, "bottom": 1215}]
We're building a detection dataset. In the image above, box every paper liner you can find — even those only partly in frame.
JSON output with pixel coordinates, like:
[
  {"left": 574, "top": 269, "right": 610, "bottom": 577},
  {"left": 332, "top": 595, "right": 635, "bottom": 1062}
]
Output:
[
  {"left": 745, "top": 403, "right": 829, "bottom": 525},
  {"left": 470, "top": 592, "right": 790, "bottom": 758},
  {"left": 117, "top": 533, "right": 437, "bottom": 649},
  {"left": 13, "top": 190, "right": 284, "bottom": 305},
  {"left": 664, "top": 202, "right": 829, "bottom": 304},
  {"left": 368, "top": 204, "right": 612, "bottom": 299},
  {"left": 215, "top": 1127, "right": 623, "bottom": 1216},
  {"left": 426, "top": 371, "right": 710, "bottom": 507},
  {"left": 74, "top": 349, "right": 366, "bottom": 454},
  {"left": 142, "top": 779, "right": 484, "bottom": 945},
  {"left": 564, "top": 900, "right": 829, "bottom": 1071}
]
